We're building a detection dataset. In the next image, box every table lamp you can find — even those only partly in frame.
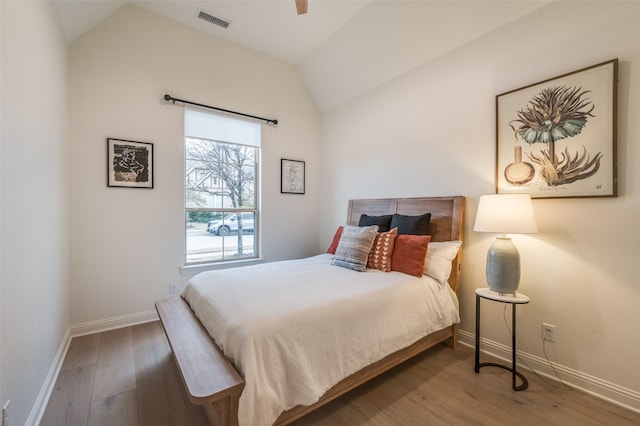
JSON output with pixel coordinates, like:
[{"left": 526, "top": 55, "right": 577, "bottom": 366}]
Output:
[{"left": 473, "top": 194, "right": 537, "bottom": 294}]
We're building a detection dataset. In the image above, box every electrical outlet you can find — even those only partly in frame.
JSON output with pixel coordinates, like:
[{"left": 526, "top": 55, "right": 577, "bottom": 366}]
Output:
[
  {"left": 3, "top": 400, "right": 10, "bottom": 426},
  {"left": 169, "top": 283, "right": 177, "bottom": 295},
  {"left": 542, "top": 323, "right": 556, "bottom": 342}
]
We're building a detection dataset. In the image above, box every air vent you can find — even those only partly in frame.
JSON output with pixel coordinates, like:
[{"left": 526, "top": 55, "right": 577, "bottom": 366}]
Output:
[{"left": 197, "top": 10, "right": 231, "bottom": 29}]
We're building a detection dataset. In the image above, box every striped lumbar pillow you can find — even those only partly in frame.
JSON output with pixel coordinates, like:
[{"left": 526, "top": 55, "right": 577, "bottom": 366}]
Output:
[{"left": 332, "top": 225, "right": 379, "bottom": 271}]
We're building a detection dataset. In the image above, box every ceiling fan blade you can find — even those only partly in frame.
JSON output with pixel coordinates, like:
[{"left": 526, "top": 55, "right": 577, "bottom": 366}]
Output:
[{"left": 295, "top": 0, "right": 308, "bottom": 15}]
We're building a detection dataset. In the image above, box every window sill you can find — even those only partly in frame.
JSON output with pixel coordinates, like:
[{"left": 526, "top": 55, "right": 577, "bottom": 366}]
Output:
[{"left": 179, "top": 258, "right": 264, "bottom": 276}]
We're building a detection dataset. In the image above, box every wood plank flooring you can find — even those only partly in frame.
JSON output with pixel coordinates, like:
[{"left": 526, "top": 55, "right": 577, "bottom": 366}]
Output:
[
  {"left": 41, "top": 321, "right": 640, "bottom": 425},
  {"left": 41, "top": 322, "right": 208, "bottom": 426}
]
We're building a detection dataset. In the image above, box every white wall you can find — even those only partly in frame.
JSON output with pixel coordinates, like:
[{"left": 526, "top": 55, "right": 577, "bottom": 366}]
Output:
[
  {"left": 320, "top": 1, "right": 640, "bottom": 409},
  {"left": 68, "top": 6, "right": 321, "bottom": 325},
  {"left": 0, "top": 1, "right": 69, "bottom": 424}
]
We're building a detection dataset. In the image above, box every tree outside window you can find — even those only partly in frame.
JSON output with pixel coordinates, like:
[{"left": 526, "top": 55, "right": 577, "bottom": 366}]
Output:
[{"left": 184, "top": 110, "right": 260, "bottom": 265}]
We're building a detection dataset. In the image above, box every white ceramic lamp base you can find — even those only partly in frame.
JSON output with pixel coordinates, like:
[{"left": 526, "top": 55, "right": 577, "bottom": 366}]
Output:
[{"left": 486, "top": 236, "right": 521, "bottom": 294}]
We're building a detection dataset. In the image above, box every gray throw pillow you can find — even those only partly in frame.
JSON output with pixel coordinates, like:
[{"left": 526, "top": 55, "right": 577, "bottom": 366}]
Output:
[{"left": 332, "top": 225, "right": 379, "bottom": 271}]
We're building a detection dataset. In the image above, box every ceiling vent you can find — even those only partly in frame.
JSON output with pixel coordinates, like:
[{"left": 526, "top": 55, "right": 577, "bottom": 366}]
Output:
[{"left": 197, "top": 10, "right": 231, "bottom": 29}]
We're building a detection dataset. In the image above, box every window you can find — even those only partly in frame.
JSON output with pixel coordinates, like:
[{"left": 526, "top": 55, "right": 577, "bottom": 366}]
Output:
[{"left": 184, "top": 109, "right": 260, "bottom": 264}]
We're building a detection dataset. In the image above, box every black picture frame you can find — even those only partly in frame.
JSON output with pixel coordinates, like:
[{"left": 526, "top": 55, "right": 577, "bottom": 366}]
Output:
[
  {"left": 107, "top": 138, "right": 154, "bottom": 188},
  {"left": 281, "top": 159, "right": 305, "bottom": 194}
]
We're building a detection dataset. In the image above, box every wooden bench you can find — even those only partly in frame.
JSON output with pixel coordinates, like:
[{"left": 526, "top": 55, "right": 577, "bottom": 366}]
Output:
[{"left": 156, "top": 296, "right": 245, "bottom": 426}]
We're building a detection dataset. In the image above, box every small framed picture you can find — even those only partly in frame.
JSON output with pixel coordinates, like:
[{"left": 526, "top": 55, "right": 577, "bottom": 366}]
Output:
[
  {"left": 281, "top": 159, "right": 305, "bottom": 194},
  {"left": 107, "top": 138, "right": 154, "bottom": 188}
]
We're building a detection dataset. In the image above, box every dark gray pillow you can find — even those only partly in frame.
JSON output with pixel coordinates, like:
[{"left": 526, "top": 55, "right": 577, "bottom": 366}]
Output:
[
  {"left": 358, "top": 214, "right": 393, "bottom": 232},
  {"left": 390, "top": 212, "right": 431, "bottom": 235}
]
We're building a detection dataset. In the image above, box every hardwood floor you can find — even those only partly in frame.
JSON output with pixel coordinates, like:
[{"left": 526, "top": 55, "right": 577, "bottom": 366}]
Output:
[
  {"left": 41, "top": 322, "right": 208, "bottom": 426},
  {"left": 42, "top": 321, "right": 640, "bottom": 425}
]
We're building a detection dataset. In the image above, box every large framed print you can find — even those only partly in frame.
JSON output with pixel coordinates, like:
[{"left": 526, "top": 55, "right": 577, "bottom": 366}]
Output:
[
  {"left": 281, "top": 159, "right": 305, "bottom": 194},
  {"left": 107, "top": 138, "right": 154, "bottom": 188},
  {"left": 496, "top": 59, "right": 617, "bottom": 198}
]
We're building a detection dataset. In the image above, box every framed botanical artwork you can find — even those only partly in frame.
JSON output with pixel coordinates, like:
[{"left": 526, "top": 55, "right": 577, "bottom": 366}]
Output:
[
  {"left": 496, "top": 59, "right": 617, "bottom": 198},
  {"left": 107, "top": 138, "right": 154, "bottom": 188},
  {"left": 281, "top": 159, "right": 305, "bottom": 194}
]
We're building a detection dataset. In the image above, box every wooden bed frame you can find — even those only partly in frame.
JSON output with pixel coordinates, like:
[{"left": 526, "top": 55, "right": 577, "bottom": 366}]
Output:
[{"left": 156, "top": 196, "right": 464, "bottom": 426}]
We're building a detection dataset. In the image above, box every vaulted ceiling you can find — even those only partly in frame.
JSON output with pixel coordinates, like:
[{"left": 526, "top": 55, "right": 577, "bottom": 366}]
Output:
[{"left": 51, "top": 0, "right": 552, "bottom": 111}]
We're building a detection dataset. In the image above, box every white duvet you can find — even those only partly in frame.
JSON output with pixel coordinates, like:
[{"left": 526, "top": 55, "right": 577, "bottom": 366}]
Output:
[{"left": 181, "top": 254, "right": 459, "bottom": 426}]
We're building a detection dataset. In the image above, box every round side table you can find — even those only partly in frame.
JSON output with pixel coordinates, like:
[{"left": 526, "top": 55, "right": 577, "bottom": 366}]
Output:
[{"left": 474, "top": 287, "right": 529, "bottom": 391}]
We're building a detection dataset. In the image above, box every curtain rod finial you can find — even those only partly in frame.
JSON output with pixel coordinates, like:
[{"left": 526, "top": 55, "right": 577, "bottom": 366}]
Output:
[{"left": 163, "top": 94, "right": 172, "bottom": 102}]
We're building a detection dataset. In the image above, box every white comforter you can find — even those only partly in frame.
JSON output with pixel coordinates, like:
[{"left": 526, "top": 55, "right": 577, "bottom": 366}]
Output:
[{"left": 182, "top": 254, "right": 459, "bottom": 426}]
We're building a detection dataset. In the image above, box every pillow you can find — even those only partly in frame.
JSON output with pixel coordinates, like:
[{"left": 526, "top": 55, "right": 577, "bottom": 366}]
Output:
[
  {"left": 326, "top": 226, "right": 344, "bottom": 254},
  {"left": 423, "top": 240, "right": 462, "bottom": 284},
  {"left": 367, "top": 228, "right": 398, "bottom": 272},
  {"left": 332, "top": 225, "right": 379, "bottom": 272},
  {"left": 358, "top": 214, "right": 393, "bottom": 232},
  {"left": 390, "top": 212, "right": 431, "bottom": 235},
  {"left": 391, "top": 234, "right": 431, "bottom": 277}
]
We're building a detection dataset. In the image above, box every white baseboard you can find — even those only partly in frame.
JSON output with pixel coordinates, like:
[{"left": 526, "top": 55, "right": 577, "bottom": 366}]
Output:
[
  {"left": 28, "top": 310, "right": 160, "bottom": 425},
  {"left": 458, "top": 329, "right": 640, "bottom": 415},
  {"left": 69, "top": 309, "right": 159, "bottom": 337},
  {"left": 26, "top": 327, "right": 71, "bottom": 426}
]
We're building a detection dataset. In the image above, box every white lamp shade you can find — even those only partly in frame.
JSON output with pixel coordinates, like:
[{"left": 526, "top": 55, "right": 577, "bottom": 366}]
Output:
[{"left": 473, "top": 194, "right": 537, "bottom": 234}]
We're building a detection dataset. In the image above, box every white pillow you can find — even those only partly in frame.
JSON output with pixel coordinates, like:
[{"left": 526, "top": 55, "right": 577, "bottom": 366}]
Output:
[{"left": 423, "top": 240, "right": 462, "bottom": 285}]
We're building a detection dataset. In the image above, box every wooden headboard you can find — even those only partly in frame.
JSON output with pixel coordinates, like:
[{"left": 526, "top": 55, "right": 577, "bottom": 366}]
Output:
[{"left": 347, "top": 196, "right": 465, "bottom": 293}]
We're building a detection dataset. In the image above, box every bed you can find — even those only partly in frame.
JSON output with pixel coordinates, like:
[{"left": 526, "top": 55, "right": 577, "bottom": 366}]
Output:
[{"left": 156, "top": 196, "right": 464, "bottom": 426}]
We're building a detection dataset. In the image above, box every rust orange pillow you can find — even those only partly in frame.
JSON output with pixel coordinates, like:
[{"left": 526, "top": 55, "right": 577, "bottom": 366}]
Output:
[
  {"left": 367, "top": 228, "right": 398, "bottom": 272},
  {"left": 326, "top": 226, "right": 344, "bottom": 254},
  {"left": 391, "top": 234, "right": 431, "bottom": 277}
]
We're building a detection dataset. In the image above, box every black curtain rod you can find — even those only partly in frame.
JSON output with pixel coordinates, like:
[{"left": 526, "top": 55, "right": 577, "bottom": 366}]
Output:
[{"left": 163, "top": 94, "right": 278, "bottom": 125}]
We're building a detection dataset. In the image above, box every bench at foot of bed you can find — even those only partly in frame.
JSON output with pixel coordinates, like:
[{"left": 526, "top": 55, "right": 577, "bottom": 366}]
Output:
[{"left": 156, "top": 296, "right": 244, "bottom": 426}]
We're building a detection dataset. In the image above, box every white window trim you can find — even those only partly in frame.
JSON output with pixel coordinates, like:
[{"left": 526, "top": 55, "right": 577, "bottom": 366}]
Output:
[{"left": 179, "top": 257, "right": 265, "bottom": 276}]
